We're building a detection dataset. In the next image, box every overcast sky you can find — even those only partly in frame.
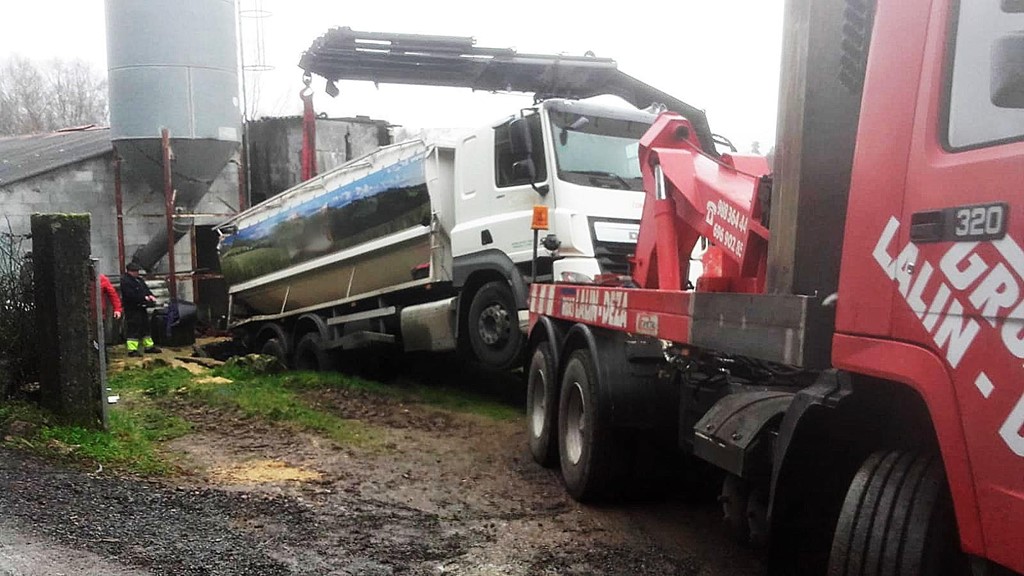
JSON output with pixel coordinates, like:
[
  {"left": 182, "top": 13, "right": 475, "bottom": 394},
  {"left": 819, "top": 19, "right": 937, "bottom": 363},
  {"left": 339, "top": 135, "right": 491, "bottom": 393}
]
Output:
[{"left": 0, "top": 0, "right": 784, "bottom": 152}]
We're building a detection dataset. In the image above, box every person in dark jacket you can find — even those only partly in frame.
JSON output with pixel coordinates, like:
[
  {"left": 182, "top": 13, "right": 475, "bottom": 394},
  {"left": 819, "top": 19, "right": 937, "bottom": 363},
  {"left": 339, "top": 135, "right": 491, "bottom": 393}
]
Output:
[{"left": 120, "top": 262, "right": 161, "bottom": 357}]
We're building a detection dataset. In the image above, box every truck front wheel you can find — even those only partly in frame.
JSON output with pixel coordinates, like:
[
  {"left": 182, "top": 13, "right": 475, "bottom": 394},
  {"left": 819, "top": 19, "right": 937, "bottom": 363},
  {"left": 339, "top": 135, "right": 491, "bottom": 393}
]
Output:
[
  {"left": 828, "top": 450, "right": 967, "bottom": 576},
  {"left": 467, "top": 280, "right": 522, "bottom": 371},
  {"left": 527, "top": 340, "right": 559, "bottom": 467},
  {"left": 558, "top": 348, "right": 626, "bottom": 501}
]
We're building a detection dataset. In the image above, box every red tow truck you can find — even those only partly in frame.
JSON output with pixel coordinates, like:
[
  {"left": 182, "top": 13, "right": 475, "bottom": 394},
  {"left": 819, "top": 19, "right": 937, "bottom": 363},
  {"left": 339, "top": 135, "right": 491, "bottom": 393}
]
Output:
[{"left": 523, "top": 0, "right": 1024, "bottom": 574}]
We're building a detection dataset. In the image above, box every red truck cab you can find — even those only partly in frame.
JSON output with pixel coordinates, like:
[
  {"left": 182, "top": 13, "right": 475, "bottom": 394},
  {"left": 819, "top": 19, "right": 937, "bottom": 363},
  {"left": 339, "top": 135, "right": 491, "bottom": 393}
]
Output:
[{"left": 836, "top": 0, "right": 1024, "bottom": 571}]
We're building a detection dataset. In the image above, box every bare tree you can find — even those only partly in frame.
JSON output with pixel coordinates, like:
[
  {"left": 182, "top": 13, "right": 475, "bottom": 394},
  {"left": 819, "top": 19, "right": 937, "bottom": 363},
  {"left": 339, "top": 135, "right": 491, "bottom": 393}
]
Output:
[
  {"left": 0, "top": 55, "right": 108, "bottom": 136},
  {"left": 50, "top": 59, "right": 108, "bottom": 129}
]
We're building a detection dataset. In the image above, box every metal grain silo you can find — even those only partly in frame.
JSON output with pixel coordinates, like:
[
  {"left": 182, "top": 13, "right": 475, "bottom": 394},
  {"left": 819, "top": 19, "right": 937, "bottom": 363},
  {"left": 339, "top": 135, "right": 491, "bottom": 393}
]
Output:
[{"left": 105, "top": 0, "right": 241, "bottom": 270}]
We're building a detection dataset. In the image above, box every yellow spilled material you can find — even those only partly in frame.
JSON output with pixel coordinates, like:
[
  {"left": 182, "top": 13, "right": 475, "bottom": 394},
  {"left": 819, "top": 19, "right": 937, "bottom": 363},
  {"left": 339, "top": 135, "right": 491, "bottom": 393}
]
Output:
[
  {"left": 211, "top": 460, "right": 322, "bottom": 484},
  {"left": 193, "top": 376, "right": 233, "bottom": 385}
]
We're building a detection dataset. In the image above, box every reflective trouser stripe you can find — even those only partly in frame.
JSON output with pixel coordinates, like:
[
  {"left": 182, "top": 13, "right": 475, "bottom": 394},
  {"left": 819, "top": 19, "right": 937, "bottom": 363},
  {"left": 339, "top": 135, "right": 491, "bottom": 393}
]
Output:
[
  {"left": 126, "top": 339, "right": 139, "bottom": 351},
  {"left": 143, "top": 337, "right": 155, "bottom": 349}
]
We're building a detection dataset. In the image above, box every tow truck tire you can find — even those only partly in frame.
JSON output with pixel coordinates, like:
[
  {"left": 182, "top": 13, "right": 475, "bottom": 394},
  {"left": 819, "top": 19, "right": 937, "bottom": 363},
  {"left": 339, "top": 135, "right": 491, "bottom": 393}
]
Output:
[
  {"left": 527, "top": 341, "right": 559, "bottom": 467},
  {"left": 467, "top": 280, "right": 522, "bottom": 371},
  {"left": 828, "top": 450, "right": 967, "bottom": 576},
  {"left": 260, "top": 337, "right": 288, "bottom": 367},
  {"left": 294, "top": 332, "right": 335, "bottom": 372},
  {"left": 558, "top": 348, "right": 626, "bottom": 502}
]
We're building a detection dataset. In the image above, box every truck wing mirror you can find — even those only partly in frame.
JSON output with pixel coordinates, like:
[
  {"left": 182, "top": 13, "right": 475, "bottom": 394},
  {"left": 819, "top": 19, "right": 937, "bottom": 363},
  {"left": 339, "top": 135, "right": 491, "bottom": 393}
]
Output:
[
  {"left": 992, "top": 33, "right": 1024, "bottom": 108},
  {"left": 512, "top": 158, "right": 536, "bottom": 181},
  {"left": 509, "top": 117, "right": 533, "bottom": 161},
  {"left": 512, "top": 158, "right": 549, "bottom": 196}
]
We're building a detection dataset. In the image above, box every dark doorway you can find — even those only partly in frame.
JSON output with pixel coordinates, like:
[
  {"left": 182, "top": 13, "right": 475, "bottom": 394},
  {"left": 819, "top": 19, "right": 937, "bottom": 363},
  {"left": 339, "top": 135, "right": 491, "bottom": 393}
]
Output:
[{"left": 195, "top": 226, "right": 228, "bottom": 330}]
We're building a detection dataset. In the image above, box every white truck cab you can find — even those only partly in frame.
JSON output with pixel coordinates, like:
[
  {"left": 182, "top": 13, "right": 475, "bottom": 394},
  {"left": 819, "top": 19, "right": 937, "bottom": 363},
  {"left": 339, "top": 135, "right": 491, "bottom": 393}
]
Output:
[{"left": 451, "top": 98, "right": 654, "bottom": 284}]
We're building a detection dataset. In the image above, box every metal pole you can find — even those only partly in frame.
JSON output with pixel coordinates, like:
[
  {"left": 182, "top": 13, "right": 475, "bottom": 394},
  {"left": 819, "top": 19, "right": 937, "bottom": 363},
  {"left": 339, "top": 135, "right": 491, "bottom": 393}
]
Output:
[
  {"left": 190, "top": 224, "right": 199, "bottom": 305},
  {"left": 161, "top": 128, "right": 178, "bottom": 302},
  {"left": 93, "top": 260, "right": 109, "bottom": 431},
  {"left": 237, "top": 155, "right": 248, "bottom": 212},
  {"left": 531, "top": 229, "right": 539, "bottom": 282},
  {"left": 114, "top": 152, "right": 126, "bottom": 273}
]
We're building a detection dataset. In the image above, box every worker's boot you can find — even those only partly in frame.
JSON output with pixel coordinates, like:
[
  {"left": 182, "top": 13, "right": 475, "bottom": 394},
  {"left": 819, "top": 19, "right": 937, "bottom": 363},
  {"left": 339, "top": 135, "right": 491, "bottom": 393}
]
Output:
[
  {"left": 142, "top": 337, "right": 161, "bottom": 354},
  {"left": 127, "top": 339, "right": 141, "bottom": 357}
]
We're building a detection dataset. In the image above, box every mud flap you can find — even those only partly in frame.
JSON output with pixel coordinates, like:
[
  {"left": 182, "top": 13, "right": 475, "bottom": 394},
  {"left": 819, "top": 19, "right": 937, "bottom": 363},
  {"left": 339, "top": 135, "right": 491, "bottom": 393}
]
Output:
[{"left": 692, "top": 391, "right": 795, "bottom": 478}]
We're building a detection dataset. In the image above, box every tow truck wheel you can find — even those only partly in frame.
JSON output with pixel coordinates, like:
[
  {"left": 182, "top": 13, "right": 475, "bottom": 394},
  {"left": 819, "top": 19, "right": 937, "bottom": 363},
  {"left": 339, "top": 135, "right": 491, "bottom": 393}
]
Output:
[
  {"left": 527, "top": 340, "right": 559, "bottom": 467},
  {"left": 828, "top": 451, "right": 968, "bottom": 576},
  {"left": 721, "top": 474, "right": 752, "bottom": 544},
  {"left": 558, "top": 348, "right": 626, "bottom": 501},
  {"left": 719, "top": 475, "right": 769, "bottom": 547},
  {"left": 467, "top": 280, "right": 522, "bottom": 371}
]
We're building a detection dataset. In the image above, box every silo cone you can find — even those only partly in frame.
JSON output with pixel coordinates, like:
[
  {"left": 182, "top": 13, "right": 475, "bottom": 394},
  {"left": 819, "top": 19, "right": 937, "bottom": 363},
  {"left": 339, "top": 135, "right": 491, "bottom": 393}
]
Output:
[{"left": 105, "top": 0, "right": 242, "bottom": 271}]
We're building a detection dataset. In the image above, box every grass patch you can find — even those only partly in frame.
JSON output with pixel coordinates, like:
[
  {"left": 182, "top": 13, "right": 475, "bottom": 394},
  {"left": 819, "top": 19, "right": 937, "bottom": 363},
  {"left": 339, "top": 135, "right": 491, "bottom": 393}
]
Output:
[
  {"left": 3, "top": 358, "right": 519, "bottom": 474},
  {"left": 0, "top": 400, "right": 50, "bottom": 427},
  {"left": 109, "top": 366, "right": 193, "bottom": 396},
  {"left": 1, "top": 397, "right": 190, "bottom": 475},
  {"left": 212, "top": 366, "right": 521, "bottom": 421},
  {"left": 189, "top": 378, "right": 379, "bottom": 447}
]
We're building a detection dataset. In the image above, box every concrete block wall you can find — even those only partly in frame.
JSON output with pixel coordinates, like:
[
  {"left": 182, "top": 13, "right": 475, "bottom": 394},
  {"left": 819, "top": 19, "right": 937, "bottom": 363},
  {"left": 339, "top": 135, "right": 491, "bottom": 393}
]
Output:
[
  {"left": 0, "top": 149, "right": 240, "bottom": 289},
  {"left": 247, "top": 116, "right": 391, "bottom": 204},
  {"left": 0, "top": 156, "right": 120, "bottom": 276}
]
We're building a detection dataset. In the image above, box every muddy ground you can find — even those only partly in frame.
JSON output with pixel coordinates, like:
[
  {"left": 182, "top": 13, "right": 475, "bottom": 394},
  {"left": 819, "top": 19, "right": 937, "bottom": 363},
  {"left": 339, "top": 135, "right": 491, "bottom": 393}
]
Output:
[{"left": 0, "top": 356, "right": 764, "bottom": 576}]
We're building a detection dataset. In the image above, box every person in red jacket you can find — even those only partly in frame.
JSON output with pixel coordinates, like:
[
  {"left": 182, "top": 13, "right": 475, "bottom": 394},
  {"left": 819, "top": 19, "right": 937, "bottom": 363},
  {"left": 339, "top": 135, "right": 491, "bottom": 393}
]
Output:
[{"left": 99, "top": 274, "right": 123, "bottom": 321}]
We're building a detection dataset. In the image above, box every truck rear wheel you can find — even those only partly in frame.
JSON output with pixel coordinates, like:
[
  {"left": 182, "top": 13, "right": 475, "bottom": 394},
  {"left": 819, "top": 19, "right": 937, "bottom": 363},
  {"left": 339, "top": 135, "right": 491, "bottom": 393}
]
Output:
[
  {"left": 260, "top": 337, "right": 288, "bottom": 367},
  {"left": 527, "top": 340, "right": 559, "bottom": 467},
  {"left": 558, "top": 348, "right": 626, "bottom": 501},
  {"left": 467, "top": 280, "right": 522, "bottom": 371},
  {"left": 827, "top": 450, "right": 967, "bottom": 576},
  {"left": 294, "top": 332, "right": 335, "bottom": 372}
]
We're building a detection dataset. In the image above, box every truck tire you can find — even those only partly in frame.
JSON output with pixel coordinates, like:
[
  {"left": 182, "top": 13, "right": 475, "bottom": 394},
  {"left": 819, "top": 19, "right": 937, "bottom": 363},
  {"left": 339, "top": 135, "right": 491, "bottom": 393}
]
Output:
[
  {"left": 558, "top": 348, "right": 626, "bottom": 501},
  {"left": 294, "top": 332, "right": 335, "bottom": 372},
  {"left": 827, "top": 450, "right": 967, "bottom": 576},
  {"left": 527, "top": 340, "right": 559, "bottom": 467},
  {"left": 260, "top": 337, "right": 288, "bottom": 367},
  {"left": 467, "top": 280, "right": 522, "bottom": 371}
]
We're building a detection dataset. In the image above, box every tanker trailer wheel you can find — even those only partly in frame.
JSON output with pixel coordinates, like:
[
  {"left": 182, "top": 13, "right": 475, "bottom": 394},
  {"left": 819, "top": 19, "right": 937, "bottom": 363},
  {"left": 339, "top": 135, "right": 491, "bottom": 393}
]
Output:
[
  {"left": 467, "top": 280, "right": 523, "bottom": 371},
  {"left": 558, "top": 348, "right": 626, "bottom": 501},
  {"left": 260, "top": 337, "right": 288, "bottom": 368},
  {"left": 527, "top": 340, "right": 559, "bottom": 467},
  {"left": 827, "top": 451, "right": 968, "bottom": 576},
  {"left": 294, "top": 333, "right": 336, "bottom": 372}
]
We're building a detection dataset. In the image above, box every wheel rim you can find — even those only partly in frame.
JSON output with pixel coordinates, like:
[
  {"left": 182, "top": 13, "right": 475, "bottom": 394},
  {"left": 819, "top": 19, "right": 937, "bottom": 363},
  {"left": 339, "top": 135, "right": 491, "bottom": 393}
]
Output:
[
  {"left": 564, "top": 381, "right": 586, "bottom": 465},
  {"left": 529, "top": 363, "right": 547, "bottom": 439},
  {"left": 477, "top": 303, "right": 511, "bottom": 346}
]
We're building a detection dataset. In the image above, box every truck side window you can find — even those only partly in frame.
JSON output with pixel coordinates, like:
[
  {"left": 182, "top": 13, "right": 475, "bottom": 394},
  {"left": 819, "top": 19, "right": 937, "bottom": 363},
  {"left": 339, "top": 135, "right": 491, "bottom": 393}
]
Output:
[
  {"left": 494, "top": 114, "right": 547, "bottom": 188},
  {"left": 945, "top": 2, "right": 1024, "bottom": 149}
]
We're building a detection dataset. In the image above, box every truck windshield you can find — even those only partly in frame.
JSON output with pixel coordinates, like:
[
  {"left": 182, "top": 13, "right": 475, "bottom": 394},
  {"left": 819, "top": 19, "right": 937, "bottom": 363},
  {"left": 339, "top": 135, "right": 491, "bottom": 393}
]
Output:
[{"left": 549, "top": 111, "right": 652, "bottom": 191}]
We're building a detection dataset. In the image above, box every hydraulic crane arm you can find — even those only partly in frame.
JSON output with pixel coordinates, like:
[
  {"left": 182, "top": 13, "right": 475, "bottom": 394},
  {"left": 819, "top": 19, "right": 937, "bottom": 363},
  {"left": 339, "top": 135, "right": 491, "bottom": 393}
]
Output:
[
  {"left": 297, "top": 27, "right": 719, "bottom": 154},
  {"left": 632, "top": 113, "right": 771, "bottom": 293}
]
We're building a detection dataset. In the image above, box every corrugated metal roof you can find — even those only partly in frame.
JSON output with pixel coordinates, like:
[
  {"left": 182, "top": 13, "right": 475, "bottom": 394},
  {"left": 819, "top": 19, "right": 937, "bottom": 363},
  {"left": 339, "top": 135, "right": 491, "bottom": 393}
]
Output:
[{"left": 0, "top": 127, "right": 112, "bottom": 187}]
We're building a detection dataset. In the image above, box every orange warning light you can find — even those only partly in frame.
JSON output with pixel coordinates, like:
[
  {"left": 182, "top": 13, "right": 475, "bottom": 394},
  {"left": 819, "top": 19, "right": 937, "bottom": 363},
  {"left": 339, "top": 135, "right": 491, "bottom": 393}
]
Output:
[{"left": 531, "top": 205, "right": 549, "bottom": 230}]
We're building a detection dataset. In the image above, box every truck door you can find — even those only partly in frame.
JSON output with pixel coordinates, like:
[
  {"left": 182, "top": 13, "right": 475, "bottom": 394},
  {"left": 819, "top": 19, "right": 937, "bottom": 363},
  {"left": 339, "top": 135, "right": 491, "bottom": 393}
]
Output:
[
  {"left": 489, "top": 114, "right": 549, "bottom": 263},
  {"left": 895, "top": 1, "right": 1024, "bottom": 566}
]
